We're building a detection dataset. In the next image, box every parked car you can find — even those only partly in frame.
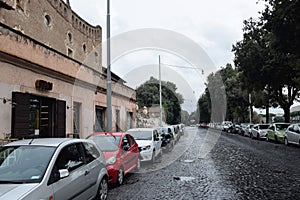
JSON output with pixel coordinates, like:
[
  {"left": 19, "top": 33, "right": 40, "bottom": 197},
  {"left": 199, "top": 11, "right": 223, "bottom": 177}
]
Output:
[
  {"left": 87, "top": 132, "right": 140, "bottom": 185},
  {"left": 0, "top": 138, "right": 108, "bottom": 200},
  {"left": 266, "top": 123, "right": 290, "bottom": 143},
  {"left": 179, "top": 124, "right": 185, "bottom": 135},
  {"left": 165, "top": 125, "right": 178, "bottom": 144},
  {"left": 127, "top": 128, "right": 162, "bottom": 163},
  {"left": 157, "top": 127, "right": 175, "bottom": 152},
  {"left": 239, "top": 123, "right": 249, "bottom": 135},
  {"left": 221, "top": 121, "right": 233, "bottom": 132},
  {"left": 251, "top": 124, "right": 270, "bottom": 139},
  {"left": 227, "top": 123, "right": 240, "bottom": 134},
  {"left": 244, "top": 124, "right": 254, "bottom": 137},
  {"left": 173, "top": 125, "right": 181, "bottom": 141},
  {"left": 284, "top": 123, "right": 300, "bottom": 146}
]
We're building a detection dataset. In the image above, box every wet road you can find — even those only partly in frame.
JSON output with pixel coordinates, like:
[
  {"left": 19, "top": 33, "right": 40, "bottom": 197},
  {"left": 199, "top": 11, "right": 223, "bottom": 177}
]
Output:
[{"left": 107, "top": 127, "right": 300, "bottom": 199}]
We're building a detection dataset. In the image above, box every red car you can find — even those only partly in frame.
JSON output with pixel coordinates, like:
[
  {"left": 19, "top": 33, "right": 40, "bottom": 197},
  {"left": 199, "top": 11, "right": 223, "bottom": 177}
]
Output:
[{"left": 87, "top": 132, "right": 140, "bottom": 185}]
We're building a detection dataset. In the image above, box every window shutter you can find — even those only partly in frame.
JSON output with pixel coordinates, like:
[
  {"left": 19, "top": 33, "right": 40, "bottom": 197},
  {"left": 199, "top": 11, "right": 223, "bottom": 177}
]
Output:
[
  {"left": 12, "top": 92, "right": 30, "bottom": 139},
  {"left": 55, "top": 100, "right": 66, "bottom": 138}
]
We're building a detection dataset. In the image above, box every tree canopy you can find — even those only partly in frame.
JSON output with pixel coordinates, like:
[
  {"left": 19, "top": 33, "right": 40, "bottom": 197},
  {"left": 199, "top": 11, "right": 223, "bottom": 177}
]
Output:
[
  {"left": 232, "top": 0, "right": 300, "bottom": 122},
  {"left": 136, "top": 77, "right": 183, "bottom": 124}
]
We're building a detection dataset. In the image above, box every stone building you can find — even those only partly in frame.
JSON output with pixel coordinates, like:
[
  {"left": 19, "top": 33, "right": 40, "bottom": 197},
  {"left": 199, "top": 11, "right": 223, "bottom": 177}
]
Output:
[{"left": 0, "top": 0, "right": 136, "bottom": 139}]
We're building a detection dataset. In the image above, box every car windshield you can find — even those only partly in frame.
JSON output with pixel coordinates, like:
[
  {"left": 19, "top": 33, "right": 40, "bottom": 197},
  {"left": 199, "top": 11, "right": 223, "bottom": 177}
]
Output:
[
  {"left": 88, "top": 135, "right": 121, "bottom": 152},
  {"left": 275, "top": 124, "right": 289, "bottom": 130},
  {"left": 258, "top": 125, "right": 269, "bottom": 129},
  {"left": 0, "top": 145, "right": 56, "bottom": 184},
  {"left": 127, "top": 130, "right": 153, "bottom": 140}
]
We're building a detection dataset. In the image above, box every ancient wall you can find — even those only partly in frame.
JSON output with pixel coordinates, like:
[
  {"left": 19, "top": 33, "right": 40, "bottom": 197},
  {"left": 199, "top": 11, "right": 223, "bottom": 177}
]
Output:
[{"left": 0, "top": 0, "right": 102, "bottom": 71}]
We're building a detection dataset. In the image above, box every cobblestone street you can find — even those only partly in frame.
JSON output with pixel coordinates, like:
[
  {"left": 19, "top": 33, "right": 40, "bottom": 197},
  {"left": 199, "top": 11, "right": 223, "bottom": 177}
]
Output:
[{"left": 108, "top": 127, "right": 300, "bottom": 199}]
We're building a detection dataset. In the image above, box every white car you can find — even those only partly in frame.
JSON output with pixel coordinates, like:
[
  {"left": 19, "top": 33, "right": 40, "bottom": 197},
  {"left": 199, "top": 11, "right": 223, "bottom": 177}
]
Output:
[
  {"left": 127, "top": 128, "right": 162, "bottom": 163},
  {"left": 221, "top": 121, "right": 233, "bottom": 132},
  {"left": 0, "top": 138, "right": 108, "bottom": 200},
  {"left": 244, "top": 124, "right": 254, "bottom": 137},
  {"left": 285, "top": 124, "right": 300, "bottom": 146},
  {"left": 251, "top": 124, "right": 270, "bottom": 139}
]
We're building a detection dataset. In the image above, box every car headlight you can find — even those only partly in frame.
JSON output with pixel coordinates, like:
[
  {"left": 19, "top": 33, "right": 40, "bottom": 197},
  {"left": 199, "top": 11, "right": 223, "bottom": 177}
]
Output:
[
  {"left": 106, "top": 155, "right": 117, "bottom": 165},
  {"left": 141, "top": 145, "right": 151, "bottom": 151}
]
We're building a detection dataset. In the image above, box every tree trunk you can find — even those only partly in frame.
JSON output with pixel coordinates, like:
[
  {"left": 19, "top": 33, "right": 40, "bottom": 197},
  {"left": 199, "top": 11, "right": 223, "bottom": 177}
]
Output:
[
  {"left": 265, "top": 105, "right": 269, "bottom": 123},
  {"left": 282, "top": 106, "right": 290, "bottom": 123}
]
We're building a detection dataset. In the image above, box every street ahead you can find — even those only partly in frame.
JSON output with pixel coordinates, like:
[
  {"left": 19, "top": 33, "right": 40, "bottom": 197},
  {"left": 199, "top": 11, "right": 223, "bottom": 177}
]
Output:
[{"left": 108, "top": 127, "right": 300, "bottom": 199}]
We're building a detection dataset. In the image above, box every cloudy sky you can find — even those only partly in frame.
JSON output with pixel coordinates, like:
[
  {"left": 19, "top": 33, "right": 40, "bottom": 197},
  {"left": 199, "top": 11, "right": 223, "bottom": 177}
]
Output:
[{"left": 69, "top": 0, "right": 266, "bottom": 113}]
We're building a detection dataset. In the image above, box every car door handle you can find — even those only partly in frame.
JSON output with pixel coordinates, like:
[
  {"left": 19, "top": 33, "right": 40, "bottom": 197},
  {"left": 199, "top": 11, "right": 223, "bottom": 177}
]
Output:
[{"left": 84, "top": 170, "right": 90, "bottom": 176}]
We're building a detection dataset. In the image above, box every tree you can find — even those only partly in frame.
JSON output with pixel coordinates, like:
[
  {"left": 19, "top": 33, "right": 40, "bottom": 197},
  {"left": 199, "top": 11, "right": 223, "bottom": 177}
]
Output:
[
  {"left": 181, "top": 110, "right": 190, "bottom": 125},
  {"left": 262, "top": 0, "right": 300, "bottom": 122},
  {"left": 233, "top": 0, "right": 300, "bottom": 122},
  {"left": 197, "top": 88, "right": 211, "bottom": 123},
  {"left": 136, "top": 77, "right": 183, "bottom": 124}
]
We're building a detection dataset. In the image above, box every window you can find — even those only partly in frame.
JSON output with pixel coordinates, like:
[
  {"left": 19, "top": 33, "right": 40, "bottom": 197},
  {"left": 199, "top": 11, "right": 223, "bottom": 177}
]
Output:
[
  {"left": 129, "top": 135, "right": 136, "bottom": 146},
  {"left": 67, "top": 48, "right": 73, "bottom": 58},
  {"left": 73, "top": 102, "right": 81, "bottom": 134},
  {"left": 122, "top": 135, "right": 130, "bottom": 151},
  {"left": 294, "top": 125, "right": 299, "bottom": 133},
  {"left": 48, "top": 143, "right": 84, "bottom": 185},
  {"left": 44, "top": 15, "right": 51, "bottom": 26},
  {"left": 116, "top": 109, "right": 120, "bottom": 132},
  {"left": 64, "top": 7, "right": 67, "bottom": 17},
  {"left": 82, "top": 44, "right": 87, "bottom": 52},
  {"left": 95, "top": 107, "right": 105, "bottom": 132},
  {"left": 67, "top": 32, "right": 72, "bottom": 42},
  {"left": 55, "top": 143, "right": 84, "bottom": 172},
  {"left": 126, "top": 112, "right": 133, "bottom": 130},
  {"left": 82, "top": 142, "right": 100, "bottom": 164}
]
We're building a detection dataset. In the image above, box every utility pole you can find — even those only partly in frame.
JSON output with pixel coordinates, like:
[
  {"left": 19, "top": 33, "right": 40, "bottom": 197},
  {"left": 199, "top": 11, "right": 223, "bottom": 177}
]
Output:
[
  {"left": 159, "top": 55, "right": 162, "bottom": 127},
  {"left": 106, "top": 0, "right": 112, "bottom": 131},
  {"left": 249, "top": 93, "right": 252, "bottom": 124}
]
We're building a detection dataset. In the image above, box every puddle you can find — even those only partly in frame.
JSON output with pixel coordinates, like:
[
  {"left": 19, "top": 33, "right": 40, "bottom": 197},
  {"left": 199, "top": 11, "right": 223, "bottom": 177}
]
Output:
[{"left": 173, "top": 176, "right": 195, "bottom": 182}]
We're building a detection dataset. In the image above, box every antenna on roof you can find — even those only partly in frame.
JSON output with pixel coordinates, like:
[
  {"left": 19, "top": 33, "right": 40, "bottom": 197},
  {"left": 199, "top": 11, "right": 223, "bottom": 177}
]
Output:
[{"left": 28, "top": 138, "right": 34, "bottom": 145}]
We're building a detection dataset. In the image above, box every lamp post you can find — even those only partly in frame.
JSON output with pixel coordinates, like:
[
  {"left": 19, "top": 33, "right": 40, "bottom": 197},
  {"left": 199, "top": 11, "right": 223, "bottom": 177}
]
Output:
[
  {"left": 159, "top": 55, "right": 162, "bottom": 127},
  {"left": 106, "top": 0, "right": 112, "bottom": 131}
]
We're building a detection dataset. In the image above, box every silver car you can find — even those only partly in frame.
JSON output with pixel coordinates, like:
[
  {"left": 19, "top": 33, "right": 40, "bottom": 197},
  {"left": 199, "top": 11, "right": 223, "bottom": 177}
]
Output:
[
  {"left": 0, "top": 138, "right": 108, "bottom": 200},
  {"left": 285, "top": 124, "right": 300, "bottom": 146}
]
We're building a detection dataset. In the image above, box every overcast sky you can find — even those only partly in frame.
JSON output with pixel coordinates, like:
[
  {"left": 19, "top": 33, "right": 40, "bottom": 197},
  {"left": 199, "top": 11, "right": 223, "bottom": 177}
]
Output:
[{"left": 69, "top": 0, "right": 267, "bottom": 113}]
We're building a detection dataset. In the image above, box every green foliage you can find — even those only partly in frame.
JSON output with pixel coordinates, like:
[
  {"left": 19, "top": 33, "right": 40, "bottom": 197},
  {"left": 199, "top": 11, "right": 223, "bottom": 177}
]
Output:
[
  {"left": 181, "top": 110, "right": 190, "bottom": 125},
  {"left": 232, "top": 0, "right": 300, "bottom": 122},
  {"left": 136, "top": 77, "right": 183, "bottom": 124}
]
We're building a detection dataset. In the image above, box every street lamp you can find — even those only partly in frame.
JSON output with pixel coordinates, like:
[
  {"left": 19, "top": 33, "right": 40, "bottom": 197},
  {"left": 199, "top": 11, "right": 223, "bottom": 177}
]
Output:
[{"left": 106, "top": 0, "right": 112, "bottom": 131}]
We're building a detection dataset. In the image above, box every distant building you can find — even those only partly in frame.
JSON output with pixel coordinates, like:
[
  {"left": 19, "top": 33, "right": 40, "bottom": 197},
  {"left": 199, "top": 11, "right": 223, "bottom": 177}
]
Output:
[
  {"left": 290, "top": 105, "right": 300, "bottom": 123},
  {"left": 0, "top": 0, "right": 136, "bottom": 139}
]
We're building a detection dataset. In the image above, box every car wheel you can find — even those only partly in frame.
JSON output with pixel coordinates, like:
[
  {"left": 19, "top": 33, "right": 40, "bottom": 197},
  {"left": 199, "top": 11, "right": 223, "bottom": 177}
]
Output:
[
  {"left": 96, "top": 177, "right": 108, "bottom": 200},
  {"left": 284, "top": 137, "right": 289, "bottom": 146},
  {"left": 117, "top": 168, "right": 124, "bottom": 185}
]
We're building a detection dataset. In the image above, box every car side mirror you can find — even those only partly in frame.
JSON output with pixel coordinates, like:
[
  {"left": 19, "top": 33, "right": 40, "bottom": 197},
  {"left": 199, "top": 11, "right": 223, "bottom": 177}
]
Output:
[{"left": 59, "top": 169, "right": 69, "bottom": 179}]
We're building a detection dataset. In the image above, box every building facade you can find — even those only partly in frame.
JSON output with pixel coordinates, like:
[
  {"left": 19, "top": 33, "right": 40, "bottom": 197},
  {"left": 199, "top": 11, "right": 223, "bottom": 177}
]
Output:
[{"left": 0, "top": 0, "right": 136, "bottom": 139}]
